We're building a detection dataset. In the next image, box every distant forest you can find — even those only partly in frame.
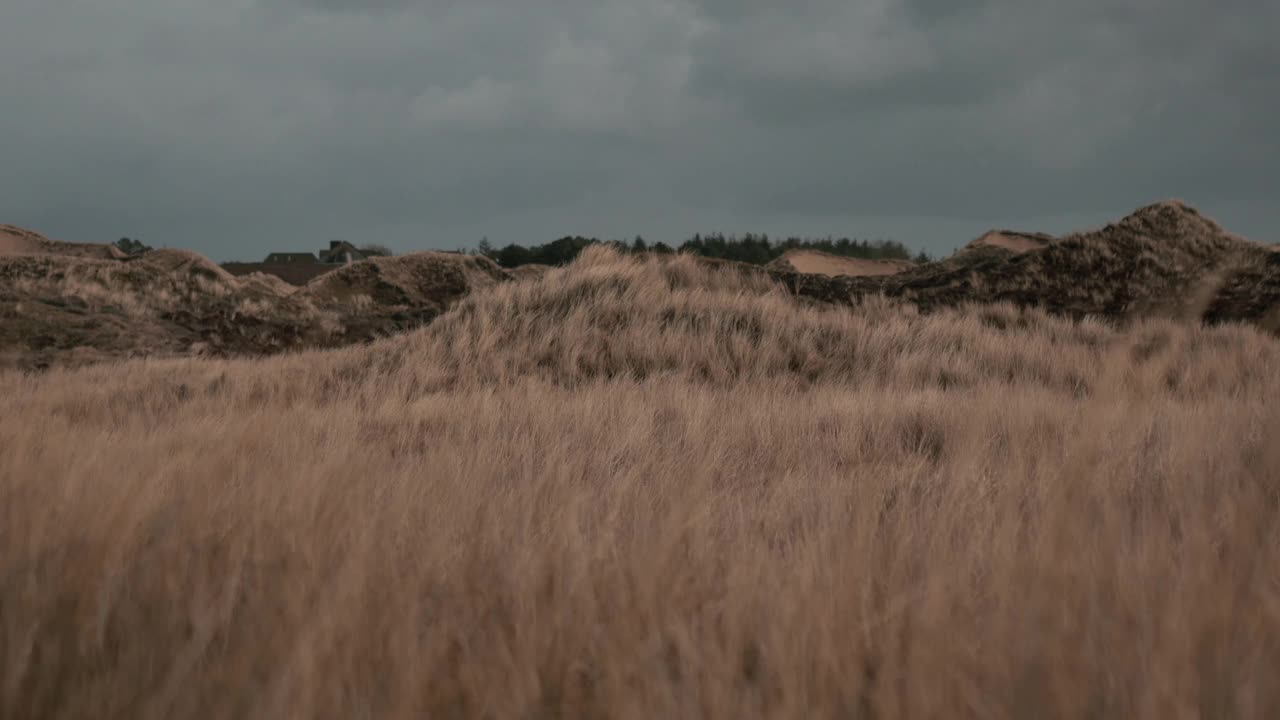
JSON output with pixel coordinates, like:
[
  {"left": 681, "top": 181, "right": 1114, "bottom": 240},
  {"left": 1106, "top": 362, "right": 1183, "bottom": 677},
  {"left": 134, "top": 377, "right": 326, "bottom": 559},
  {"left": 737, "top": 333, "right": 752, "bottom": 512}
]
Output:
[{"left": 479, "top": 234, "right": 930, "bottom": 268}]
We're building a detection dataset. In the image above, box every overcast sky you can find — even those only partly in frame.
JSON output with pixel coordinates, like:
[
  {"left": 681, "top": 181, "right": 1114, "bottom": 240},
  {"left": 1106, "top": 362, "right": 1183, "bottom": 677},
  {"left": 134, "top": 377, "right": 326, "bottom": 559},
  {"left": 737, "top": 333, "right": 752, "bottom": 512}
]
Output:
[{"left": 3, "top": 0, "right": 1276, "bottom": 261}]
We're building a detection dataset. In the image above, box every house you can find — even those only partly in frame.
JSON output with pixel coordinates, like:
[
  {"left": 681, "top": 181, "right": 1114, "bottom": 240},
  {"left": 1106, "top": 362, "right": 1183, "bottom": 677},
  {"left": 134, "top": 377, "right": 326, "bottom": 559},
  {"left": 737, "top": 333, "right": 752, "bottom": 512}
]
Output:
[
  {"left": 263, "top": 252, "right": 318, "bottom": 264},
  {"left": 318, "top": 241, "right": 366, "bottom": 265}
]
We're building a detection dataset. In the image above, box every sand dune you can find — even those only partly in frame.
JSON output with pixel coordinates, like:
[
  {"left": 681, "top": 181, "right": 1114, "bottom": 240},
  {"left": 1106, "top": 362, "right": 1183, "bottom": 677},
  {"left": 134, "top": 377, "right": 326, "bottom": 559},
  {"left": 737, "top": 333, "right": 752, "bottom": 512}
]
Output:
[
  {"left": 301, "top": 251, "right": 507, "bottom": 310},
  {"left": 0, "top": 231, "right": 511, "bottom": 370},
  {"left": 0, "top": 224, "right": 126, "bottom": 259},
  {"left": 771, "top": 200, "right": 1280, "bottom": 334},
  {"left": 0, "top": 226, "right": 41, "bottom": 255},
  {"left": 766, "top": 250, "right": 915, "bottom": 277},
  {"left": 964, "top": 229, "right": 1056, "bottom": 253},
  {"left": 509, "top": 263, "right": 553, "bottom": 281},
  {"left": 3, "top": 200, "right": 1277, "bottom": 373}
]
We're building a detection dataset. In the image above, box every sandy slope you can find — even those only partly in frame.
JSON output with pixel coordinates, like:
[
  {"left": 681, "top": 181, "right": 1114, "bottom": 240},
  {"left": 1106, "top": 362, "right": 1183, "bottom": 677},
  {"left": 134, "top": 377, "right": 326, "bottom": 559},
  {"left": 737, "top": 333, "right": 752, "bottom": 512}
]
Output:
[
  {"left": 0, "top": 224, "right": 126, "bottom": 259},
  {"left": 509, "top": 263, "right": 554, "bottom": 281},
  {"left": 766, "top": 250, "right": 915, "bottom": 277},
  {"left": 964, "top": 229, "right": 1056, "bottom": 254}
]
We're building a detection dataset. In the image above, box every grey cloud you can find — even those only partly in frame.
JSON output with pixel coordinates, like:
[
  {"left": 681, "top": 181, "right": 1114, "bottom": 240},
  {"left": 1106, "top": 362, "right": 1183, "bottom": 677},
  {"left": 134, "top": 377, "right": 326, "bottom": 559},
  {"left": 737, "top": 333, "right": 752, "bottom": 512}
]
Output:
[
  {"left": 292, "top": 0, "right": 420, "bottom": 11},
  {"left": 681, "top": 0, "right": 1279, "bottom": 220},
  {"left": 0, "top": 0, "right": 1275, "bottom": 263}
]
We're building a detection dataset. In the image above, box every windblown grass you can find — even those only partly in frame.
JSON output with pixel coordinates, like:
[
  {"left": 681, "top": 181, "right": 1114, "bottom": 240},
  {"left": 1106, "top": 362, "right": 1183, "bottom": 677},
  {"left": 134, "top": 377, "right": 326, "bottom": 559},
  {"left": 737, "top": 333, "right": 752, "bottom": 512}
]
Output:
[{"left": 2, "top": 248, "right": 1279, "bottom": 718}]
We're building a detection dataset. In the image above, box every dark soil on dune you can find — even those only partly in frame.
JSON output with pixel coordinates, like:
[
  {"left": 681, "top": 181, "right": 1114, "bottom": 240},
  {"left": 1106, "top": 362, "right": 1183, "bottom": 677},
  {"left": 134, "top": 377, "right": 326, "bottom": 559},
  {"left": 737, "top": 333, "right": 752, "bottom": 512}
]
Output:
[
  {"left": 762, "top": 201, "right": 1279, "bottom": 332},
  {"left": 221, "top": 261, "right": 337, "bottom": 286},
  {"left": 0, "top": 241, "right": 510, "bottom": 371}
]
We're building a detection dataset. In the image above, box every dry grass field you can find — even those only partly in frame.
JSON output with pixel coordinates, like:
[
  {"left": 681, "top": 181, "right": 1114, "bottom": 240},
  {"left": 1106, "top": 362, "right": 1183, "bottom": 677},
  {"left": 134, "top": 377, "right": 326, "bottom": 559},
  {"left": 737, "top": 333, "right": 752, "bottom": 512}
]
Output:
[{"left": 3, "top": 246, "right": 1279, "bottom": 718}]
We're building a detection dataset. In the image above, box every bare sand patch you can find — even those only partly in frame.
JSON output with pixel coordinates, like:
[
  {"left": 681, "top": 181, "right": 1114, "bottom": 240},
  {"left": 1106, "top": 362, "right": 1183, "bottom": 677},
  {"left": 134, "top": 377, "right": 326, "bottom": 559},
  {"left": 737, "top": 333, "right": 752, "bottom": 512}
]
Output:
[
  {"left": 766, "top": 250, "right": 915, "bottom": 277},
  {"left": 0, "top": 224, "right": 126, "bottom": 259},
  {"left": 509, "top": 263, "right": 554, "bottom": 281},
  {"left": 965, "top": 230, "right": 1056, "bottom": 254}
]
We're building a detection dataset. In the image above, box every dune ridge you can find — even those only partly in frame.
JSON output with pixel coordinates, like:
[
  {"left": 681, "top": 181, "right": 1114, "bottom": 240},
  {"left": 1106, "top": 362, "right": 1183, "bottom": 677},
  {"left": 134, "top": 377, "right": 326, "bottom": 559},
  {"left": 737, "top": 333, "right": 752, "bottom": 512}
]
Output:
[{"left": 4, "top": 200, "right": 1278, "bottom": 371}]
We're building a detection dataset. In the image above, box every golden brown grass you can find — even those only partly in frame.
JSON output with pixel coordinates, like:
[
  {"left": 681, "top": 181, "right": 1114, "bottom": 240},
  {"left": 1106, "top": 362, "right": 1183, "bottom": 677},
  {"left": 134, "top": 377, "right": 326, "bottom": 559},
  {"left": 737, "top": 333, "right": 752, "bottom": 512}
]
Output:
[{"left": 3, "top": 247, "right": 1279, "bottom": 718}]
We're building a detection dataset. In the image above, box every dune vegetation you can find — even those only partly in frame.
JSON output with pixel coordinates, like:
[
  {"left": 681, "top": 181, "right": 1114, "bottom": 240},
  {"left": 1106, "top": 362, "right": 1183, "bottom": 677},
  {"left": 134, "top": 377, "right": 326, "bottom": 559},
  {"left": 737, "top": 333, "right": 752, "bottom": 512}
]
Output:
[
  {"left": 3, "top": 245, "right": 1279, "bottom": 718},
  {"left": 0, "top": 242, "right": 507, "bottom": 371}
]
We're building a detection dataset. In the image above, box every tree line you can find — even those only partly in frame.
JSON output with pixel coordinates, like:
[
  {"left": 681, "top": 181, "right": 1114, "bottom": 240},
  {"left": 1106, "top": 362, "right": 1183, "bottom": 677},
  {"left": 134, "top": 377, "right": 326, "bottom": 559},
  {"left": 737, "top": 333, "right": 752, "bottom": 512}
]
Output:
[
  {"left": 478, "top": 233, "right": 930, "bottom": 269},
  {"left": 114, "top": 237, "right": 154, "bottom": 255}
]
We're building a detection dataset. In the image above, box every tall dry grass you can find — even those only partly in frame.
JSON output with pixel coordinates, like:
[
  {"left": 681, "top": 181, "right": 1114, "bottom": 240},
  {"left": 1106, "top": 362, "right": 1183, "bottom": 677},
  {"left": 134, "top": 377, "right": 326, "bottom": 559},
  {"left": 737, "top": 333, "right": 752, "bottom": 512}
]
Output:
[{"left": 2, "top": 247, "right": 1279, "bottom": 718}]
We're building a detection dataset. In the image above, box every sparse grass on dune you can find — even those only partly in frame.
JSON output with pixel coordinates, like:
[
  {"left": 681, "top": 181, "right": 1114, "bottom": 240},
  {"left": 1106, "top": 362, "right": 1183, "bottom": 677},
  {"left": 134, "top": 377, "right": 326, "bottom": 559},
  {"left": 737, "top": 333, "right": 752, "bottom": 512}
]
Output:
[
  {"left": 3, "top": 248, "right": 1280, "bottom": 718},
  {"left": 0, "top": 243, "right": 509, "bottom": 371},
  {"left": 774, "top": 201, "right": 1280, "bottom": 334}
]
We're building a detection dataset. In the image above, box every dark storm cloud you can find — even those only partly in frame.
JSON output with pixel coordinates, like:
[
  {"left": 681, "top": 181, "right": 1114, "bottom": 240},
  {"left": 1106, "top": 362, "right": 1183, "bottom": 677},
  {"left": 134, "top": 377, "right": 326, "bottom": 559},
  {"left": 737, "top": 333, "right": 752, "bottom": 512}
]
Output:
[
  {"left": 0, "top": 0, "right": 1275, "bottom": 262},
  {"left": 682, "top": 0, "right": 1280, "bottom": 221}
]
